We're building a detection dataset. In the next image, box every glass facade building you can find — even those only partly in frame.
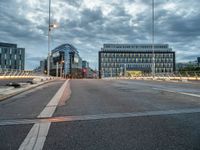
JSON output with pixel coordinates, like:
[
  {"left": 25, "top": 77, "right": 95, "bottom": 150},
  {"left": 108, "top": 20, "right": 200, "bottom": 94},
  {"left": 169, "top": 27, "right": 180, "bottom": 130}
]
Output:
[
  {"left": 0, "top": 42, "right": 25, "bottom": 70},
  {"left": 50, "top": 44, "right": 82, "bottom": 78},
  {"left": 99, "top": 44, "right": 176, "bottom": 78}
]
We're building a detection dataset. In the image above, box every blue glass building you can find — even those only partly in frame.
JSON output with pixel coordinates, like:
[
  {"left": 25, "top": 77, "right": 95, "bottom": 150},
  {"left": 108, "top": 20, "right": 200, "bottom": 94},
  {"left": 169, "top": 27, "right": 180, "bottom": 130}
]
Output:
[{"left": 50, "top": 44, "right": 82, "bottom": 78}]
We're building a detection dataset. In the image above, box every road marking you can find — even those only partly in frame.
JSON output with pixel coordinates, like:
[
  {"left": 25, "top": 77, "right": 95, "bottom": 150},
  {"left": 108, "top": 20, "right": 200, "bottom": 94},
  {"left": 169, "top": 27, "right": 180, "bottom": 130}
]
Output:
[
  {"left": 58, "top": 80, "right": 71, "bottom": 106},
  {"left": 177, "top": 92, "right": 200, "bottom": 98},
  {"left": 18, "top": 79, "right": 69, "bottom": 150},
  {"left": 1, "top": 107, "right": 200, "bottom": 126},
  {"left": 153, "top": 88, "right": 200, "bottom": 98}
]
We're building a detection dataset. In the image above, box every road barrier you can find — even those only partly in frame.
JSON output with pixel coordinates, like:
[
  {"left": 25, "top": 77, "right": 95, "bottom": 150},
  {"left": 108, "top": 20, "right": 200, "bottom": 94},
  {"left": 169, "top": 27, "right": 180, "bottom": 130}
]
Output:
[
  {"left": 102, "top": 71, "right": 200, "bottom": 82},
  {"left": 0, "top": 69, "right": 33, "bottom": 78},
  {"left": 0, "top": 69, "right": 57, "bottom": 81}
]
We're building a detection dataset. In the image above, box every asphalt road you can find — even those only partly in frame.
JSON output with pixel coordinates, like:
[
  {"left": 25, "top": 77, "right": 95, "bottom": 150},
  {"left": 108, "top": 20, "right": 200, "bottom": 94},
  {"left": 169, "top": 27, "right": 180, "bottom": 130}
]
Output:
[
  {"left": 0, "top": 80, "right": 64, "bottom": 149},
  {"left": 0, "top": 79, "right": 200, "bottom": 150}
]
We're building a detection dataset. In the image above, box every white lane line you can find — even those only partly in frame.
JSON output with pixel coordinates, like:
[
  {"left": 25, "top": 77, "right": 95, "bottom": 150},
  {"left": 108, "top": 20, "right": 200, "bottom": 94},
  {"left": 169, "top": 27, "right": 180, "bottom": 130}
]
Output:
[
  {"left": 2, "top": 107, "right": 200, "bottom": 126},
  {"left": 177, "top": 92, "right": 200, "bottom": 98},
  {"left": 18, "top": 123, "right": 51, "bottom": 150},
  {"left": 18, "top": 80, "right": 69, "bottom": 150},
  {"left": 153, "top": 88, "right": 200, "bottom": 98}
]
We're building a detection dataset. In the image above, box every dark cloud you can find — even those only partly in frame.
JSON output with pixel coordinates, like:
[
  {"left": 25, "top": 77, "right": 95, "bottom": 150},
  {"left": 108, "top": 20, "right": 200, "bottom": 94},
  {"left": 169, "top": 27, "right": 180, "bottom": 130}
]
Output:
[
  {"left": 65, "top": 0, "right": 82, "bottom": 7},
  {"left": 0, "top": 0, "right": 200, "bottom": 69}
]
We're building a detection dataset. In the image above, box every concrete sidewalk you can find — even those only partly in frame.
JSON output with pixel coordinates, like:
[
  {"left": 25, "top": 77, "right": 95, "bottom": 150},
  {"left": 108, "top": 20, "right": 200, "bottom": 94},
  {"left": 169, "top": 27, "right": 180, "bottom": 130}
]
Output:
[{"left": 0, "top": 79, "right": 54, "bottom": 102}]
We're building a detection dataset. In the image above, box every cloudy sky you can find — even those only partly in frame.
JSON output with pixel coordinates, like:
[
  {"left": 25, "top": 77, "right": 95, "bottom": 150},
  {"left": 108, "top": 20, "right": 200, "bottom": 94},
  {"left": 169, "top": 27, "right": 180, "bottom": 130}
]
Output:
[{"left": 0, "top": 0, "right": 200, "bottom": 69}]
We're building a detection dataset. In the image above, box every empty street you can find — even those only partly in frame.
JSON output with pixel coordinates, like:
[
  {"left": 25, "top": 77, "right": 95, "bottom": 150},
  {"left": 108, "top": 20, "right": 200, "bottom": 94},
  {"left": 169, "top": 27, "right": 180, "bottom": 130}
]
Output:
[{"left": 0, "top": 79, "right": 200, "bottom": 150}]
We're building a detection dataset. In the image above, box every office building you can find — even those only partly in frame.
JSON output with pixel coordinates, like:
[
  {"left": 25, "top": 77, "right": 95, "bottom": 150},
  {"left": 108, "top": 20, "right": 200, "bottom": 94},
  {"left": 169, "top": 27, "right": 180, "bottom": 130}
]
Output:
[
  {"left": 99, "top": 44, "right": 175, "bottom": 78},
  {"left": 0, "top": 42, "right": 25, "bottom": 70},
  {"left": 50, "top": 43, "right": 82, "bottom": 78},
  {"left": 82, "top": 60, "right": 89, "bottom": 69},
  {"left": 82, "top": 60, "right": 97, "bottom": 78},
  {"left": 34, "top": 60, "right": 47, "bottom": 74},
  {"left": 82, "top": 60, "right": 89, "bottom": 78},
  {"left": 39, "top": 60, "right": 46, "bottom": 73}
]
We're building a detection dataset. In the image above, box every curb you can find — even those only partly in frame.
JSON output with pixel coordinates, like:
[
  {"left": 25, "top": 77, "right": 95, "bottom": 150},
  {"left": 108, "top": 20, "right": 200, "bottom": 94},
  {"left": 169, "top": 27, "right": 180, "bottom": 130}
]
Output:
[{"left": 0, "top": 79, "right": 55, "bottom": 102}]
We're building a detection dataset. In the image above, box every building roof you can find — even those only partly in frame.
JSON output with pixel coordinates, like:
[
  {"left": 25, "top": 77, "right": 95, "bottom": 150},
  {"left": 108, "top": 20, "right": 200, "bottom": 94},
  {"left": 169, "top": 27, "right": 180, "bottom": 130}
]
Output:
[
  {"left": 52, "top": 43, "right": 78, "bottom": 53},
  {"left": 102, "top": 44, "right": 172, "bottom": 52},
  {"left": 0, "top": 42, "right": 17, "bottom": 48}
]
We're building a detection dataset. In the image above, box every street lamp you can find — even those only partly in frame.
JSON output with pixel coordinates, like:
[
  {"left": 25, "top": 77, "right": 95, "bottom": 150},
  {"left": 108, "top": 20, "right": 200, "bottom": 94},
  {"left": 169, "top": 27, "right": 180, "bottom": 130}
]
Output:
[
  {"left": 50, "top": 24, "right": 58, "bottom": 29},
  {"left": 47, "top": 23, "right": 58, "bottom": 76},
  {"left": 124, "top": 63, "right": 127, "bottom": 77},
  {"left": 56, "top": 62, "right": 58, "bottom": 77},
  {"left": 152, "top": 0, "right": 155, "bottom": 77},
  {"left": 47, "top": 0, "right": 51, "bottom": 76},
  {"left": 47, "top": 0, "right": 58, "bottom": 76}
]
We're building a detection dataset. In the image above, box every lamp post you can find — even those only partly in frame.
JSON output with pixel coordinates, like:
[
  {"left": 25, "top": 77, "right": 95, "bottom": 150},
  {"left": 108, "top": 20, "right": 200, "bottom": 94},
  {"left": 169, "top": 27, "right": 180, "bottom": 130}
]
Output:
[
  {"left": 47, "top": 0, "right": 51, "bottom": 76},
  {"left": 124, "top": 63, "right": 127, "bottom": 77},
  {"left": 60, "top": 62, "right": 62, "bottom": 78},
  {"left": 152, "top": 0, "right": 155, "bottom": 77},
  {"left": 60, "top": 60, "right": 64, "bottom": 78},
  {"left": 47, "top": 0, "right": 58, "bottom": 76},
  {"left": 56, "top": 62, "right": 58, "bottom": 77},
  {"left": 120, "top": 66, "right": 123, "bottom": 77}
]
